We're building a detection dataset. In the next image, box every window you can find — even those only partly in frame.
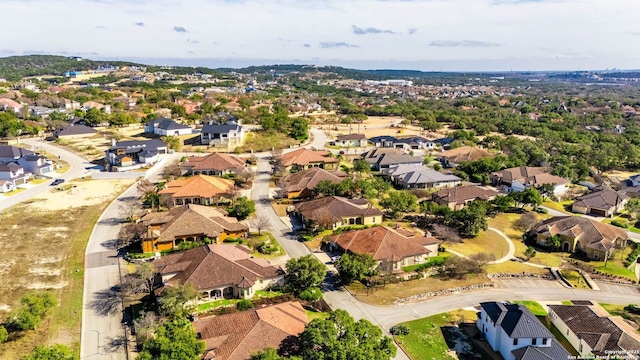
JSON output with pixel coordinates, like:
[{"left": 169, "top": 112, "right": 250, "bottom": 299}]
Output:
[
  {"left": 532, "top": 338, "right": 537, "bottom": 345},
  {"left": 542, "top": 338, "right": 548, "bottom": 345},
  {"left": 513, "top": 338, "right": 518, "bottom": 346},
  {"left": 372, "top": 217, "right": 376, "bottom": 223}
]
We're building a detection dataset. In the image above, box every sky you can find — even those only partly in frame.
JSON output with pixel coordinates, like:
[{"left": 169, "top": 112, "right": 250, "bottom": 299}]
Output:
[{"left": 1, "top": 0, "right": 640, "bottom": 71}]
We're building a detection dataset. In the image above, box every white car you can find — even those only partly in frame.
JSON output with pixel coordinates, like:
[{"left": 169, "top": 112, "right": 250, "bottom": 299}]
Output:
[{"left": 330, "top": 255, "right": 341, "bottom": 263}]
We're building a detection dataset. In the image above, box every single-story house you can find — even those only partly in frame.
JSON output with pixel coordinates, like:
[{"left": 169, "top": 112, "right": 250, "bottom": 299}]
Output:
[
  {"left": 548, "top": 301, "right": 640, "bottom": 357},
  {"left": 328, "top": 226, "right": 438, "bottom": 273},
  {"left": 17, "top": 154, "right": 53, "bottom": 176},
  {"left": 478, "top": 302, "right": 570, "bottom": 360},
  {"left": 82, "top": 101, "right": 111, "bottom": 114},
  {"left": 104, "top": 139, "right": 167, "bottom": 168},
  {"left": 54, "top": 125, "right": 98, "bottom": 139},
  {"left": 0, "top": 179, "right": 15, "bottom": 193},
  {"left": 182, "top": 153, "right": 246, "bottom": 176},
  {"left": 571, "top": 189, "right": 628, "bottom": 217},
  {"left": 159, "top": 174, "right": 235, "bottom": 206},
  {"left": 276, "top": 148, "right": 339, "bottom": 172},
  {"left": 200, "top": 120, "right": 245, "bottom": 147},
  {"left": 0, "top": 145, "right": 34, "bottom": 162},
  {"left": 145, "top": 118, "right": 192, "bottom": 136},
  {"left": 0, "top": 161, "right": 32, "bottom": 186},
  {"left": 193, "top": 301, "right": 309, "bottom": 360},
  {"left": 491, "top": 166, "right": 570, "bottom": 196},
  {"left": 0, "top": 98, "right": 23, "bottom": 113},
  {"left": 432, "top": 185, "right": 499, "bottom": 210},
  {"left": 361, "top": 148, "right": 424, "bottom": 171},
  {"left": 335, "top": 133, "right": 367, "bottom": 147},
  {"left": 438, "top": 146, "right": 493, "bottom": 168},
  {"left": 294, "top": 196, "right": 383, "bottom": 230},
  {"left": 384, "top": 164, "right": 461, "bottom": 189},
  {"left": 153, "top": 244, "right": 284, "bottom": 301},
  {"left": 280, "top": 167, "right": 346, "bottom": 199},
  {"left": 369, "top": 136, "right": 446, "bottom": 151},
  {"left": 139, "top": 204, "right": 248, "bottom": 253},
  {"left": 533, "top": 216, "right": 629, "bottom": 260}
]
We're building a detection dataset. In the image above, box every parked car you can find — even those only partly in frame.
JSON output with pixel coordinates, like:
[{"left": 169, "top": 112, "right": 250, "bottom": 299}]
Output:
[
  {"left": 330, "top": 255, "right": 341, "bottom": 263},
  {"left": 51, "top": 178, "right": 65, "bottom": 186}
]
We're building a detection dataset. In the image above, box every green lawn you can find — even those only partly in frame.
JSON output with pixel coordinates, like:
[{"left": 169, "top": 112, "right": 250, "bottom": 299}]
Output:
[
  {"left": 602, "top": 218, "right": 640, "bottom": 234},
  {"left": 197, "top": 299, "right": 240, "bottom": 312},
  {"left": 512, "top": 300, "right": 547, "bottom": 316},
  {"left": 542, "top": 200, "right": 574, "bottom": 214},
  {"left": 393, "top": 310, "right": 479, "bottom": 360},
  {"left": 588, "top": 246, "right": 637, "bottom": 280},
  {"left": 560, "top": 269, "right": 589, "bottom": 289},
  {"left": 306, "top": 310, "right": 329, "bottom": 322},
  {"left": 243, "top": 232, "right": 284, "bottom": 259},
  {"left": 447, "top": 229, "right": 510, "bottom": 260}
]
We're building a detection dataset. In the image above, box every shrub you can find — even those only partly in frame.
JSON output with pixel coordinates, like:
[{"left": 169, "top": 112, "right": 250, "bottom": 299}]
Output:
[
  {"left": 237, "top": 299, "right": 254, "bottom": 311},
  {"left": 257, "top": 241, "right": 278, "bottom": 255},
  {"left": 612, "top": 219, "right": 629, "bottom": 228},
  {"left": 298, "top": 287, "right": 323, "bottom": 301},
  {"left": 625, "top": 304, "right": 640, "bottom": 315},
  {"left": 0, "top": 325, "right": 7, "bottom": 343},
  {"left": 535, "top": 207, "right": 548, "bottom": 214},
  {"left": 390, "top": 324, "right": 410, "bottom": 336}
]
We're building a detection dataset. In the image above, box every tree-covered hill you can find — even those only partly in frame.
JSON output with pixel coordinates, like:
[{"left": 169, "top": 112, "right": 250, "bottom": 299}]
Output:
[{"left": 0, "top": 55, "right": 144, "bottom": 81}]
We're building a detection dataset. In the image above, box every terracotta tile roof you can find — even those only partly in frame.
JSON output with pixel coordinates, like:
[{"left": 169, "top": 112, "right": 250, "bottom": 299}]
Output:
[
  {"left": 141, "top": 204, "right": 247, "bottom": 243},
  {"left": 183, "top": 153, "right": 246, "bottom": 173},
  {"left": 153, "top": 244, "right": 284, "bottom": 291},
  {"left": 277, "top": 148, "right": 338, "bottom": 167},
  {"left": 548, "top": 303, "right": 640, "bottom": 355},
  {"left": 193, "top": 301, "right": 309, "bottom": 360},
  {"left": 432, "top": 185, "right": 498, "bottom": 204},
  {"left": 159, "top": 175, "right": 234, "bottom": 199},
  {"left": 329, "top": 226, "right": 437, "bottom": 261},
  {"left": 573, "top": 189, "right": 628, "bottom": 210},
  {"left": 440, "top": 146, "right": 493, "bottom": 163},
  {"left": 295, "top": 196, "right": 382, "bottom": 223},
  {"left": 535, "top": 216, "right": 628, "bottom": 253},
  {"left": 281, "top": 168, "right": 346, "bottom": 194}
]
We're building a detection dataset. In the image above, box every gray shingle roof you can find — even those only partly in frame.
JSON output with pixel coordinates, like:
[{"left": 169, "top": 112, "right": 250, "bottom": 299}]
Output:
[
  {"left": 480, "top": 302, "right": 553, "bottom": 338},
  {"left": 0, "top": 145, "right": 33, "bottom": 159}
]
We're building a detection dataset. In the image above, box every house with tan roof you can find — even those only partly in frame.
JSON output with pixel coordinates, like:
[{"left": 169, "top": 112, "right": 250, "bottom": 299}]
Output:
[
  {"left": 153, "top": 244, "right": 284, "bottom": 301},
  {"left": 438, "top": 146, "right": 493, "bottom": 168},
  {"left": 491, "top": 166, "right": 570, "bottom": 196},
  {"left": 328, "top": 226, "right": 438, "bottom": 273},
  {"left": 280, "top": 167, "right": 346, "bottom": 199},
  {"left": 334, "top": 133, "right": 367, "bottom": 147},
  {"left": 571, "top": 188, "right": 628, "bottom": 217},
  {"left": 548, "top": 301, "right": 640, "bottom": 357},
  {"left": 139, "top": 204, "right": 248, "bottom": 253},
  {"left": 0, "top": 98, "right": 23, "bottom": 113},
  {"left": 533, "top": 216, "right": 629, "bottom": 260},
  {"left": 182, "top": 153, "right": 246, "bottom": 176},
  {"left": 432, "top": 185, "right": 499, "bottom": 210},
  {"left": 294, "top": 196, "right": 383, "bottom": 230},
  {"left": 193, "top": 301, "right": 309, "bottom": 360},
  {"left": 159, "top": 174, "right": 235, "bottom": 206},
  {"left": 276, "top": 148, "right": 338, "bottom": 172}
]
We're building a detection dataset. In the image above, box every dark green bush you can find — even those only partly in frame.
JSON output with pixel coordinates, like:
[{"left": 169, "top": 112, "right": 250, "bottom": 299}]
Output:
[
  {"left": 236, "top": 299, "right": 254, "bottom": 311},
  {"left": 390, "top": 324, "right": 410, "bottom": 335},
  {"left": 611, "top": 219, "right": 629, "bottom": 228}
]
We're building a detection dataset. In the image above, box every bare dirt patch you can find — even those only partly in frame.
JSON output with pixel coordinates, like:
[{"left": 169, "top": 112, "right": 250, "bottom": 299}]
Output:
[{"left": 0, "top": 178, "right": 134, "bottom": 359}]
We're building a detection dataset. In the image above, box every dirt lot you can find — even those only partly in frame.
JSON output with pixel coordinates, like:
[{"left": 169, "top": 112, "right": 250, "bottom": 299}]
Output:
[
  {"left": 0, "top": 178, "right": 134, "bottom": 359},
  {"left": 54, "top": 125, "right": 149, "bottom": 162}
]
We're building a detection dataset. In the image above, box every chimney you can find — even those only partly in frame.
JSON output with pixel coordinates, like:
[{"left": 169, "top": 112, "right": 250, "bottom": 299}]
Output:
[{"left": 111, "top": 138, "right": 116, "bottom": 147}]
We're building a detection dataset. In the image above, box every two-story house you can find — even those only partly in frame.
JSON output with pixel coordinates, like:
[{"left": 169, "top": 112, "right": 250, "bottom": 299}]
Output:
[
  {"left": 145, "top": 118, "right": 192, "bottom": 136},
  {"left": 200, "top": 119, "right": 244, "bottom": 148},
  {"left": 294, "top": 196, "right": 383, "bottom": 230},
  {"left": 491, "top": 166, "right": 570, "bottom": 197},
  {"left": 478, "top": 301, "right": 570, "bottom": 360},
  {"left": 0, "top": 161, "right": 31, "bottom": 186},
  {"left": 104, "top": 139, "right": 167, "bottom": 169},
  {"left": 17, "top": 154, "right": 53, "bottom": 176}
]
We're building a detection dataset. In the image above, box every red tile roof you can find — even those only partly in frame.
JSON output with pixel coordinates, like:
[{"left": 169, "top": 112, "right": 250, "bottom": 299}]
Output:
[
  {"left": 277, "top": 148, "right": 338, "bottom": 167},
  {"left": 184, "top": 153, "right": 246, "bottom": 173},
  {"left": 295, "top": 196, "right": 382, "bottom": 223},
  {"left": 281, "top": 168, "right": 346, "bottom": 194},
  {"left": 159, "top": 175, "right": 234, "bottom": 199}
]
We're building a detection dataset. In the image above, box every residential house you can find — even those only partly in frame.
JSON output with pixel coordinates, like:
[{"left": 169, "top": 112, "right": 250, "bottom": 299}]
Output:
[
  {"left": 0, "top": 145, "right": 34, "bottom": 161},
  {"left": 139, "top": 204, "right": 248, "bottom": 253},
  {"left": 53, "top": 125, "right": 98, "bottom": 139},
  {"left": 477, "top": 301, "right": 570, "bottom": 360},
  {"left": 571, "top": 189, "right": 628, "bottom": 217},
  {"left": 159, "top": 174, "right": 235, "bottom": 206},
  {"left": 193, "top": 301, "right": 309, "bottom": 360},
  {"left": 328, "top": 226, "right": 438, "bottom": 273},
  {"left": 144, "top": 118, "right": 192, "bottom": 136},
  {"left": 491, "top": 166, "right": 570, "bottom": 196},
  {"left": 200, "top": 119, "right": 245, "bottom": 147},
  {"left": 295, "top": 196, "right": 383, "bottom": 230},
  {"left": 439, "top": 146, "right": 493, "bottom": 168},
  {"left": 361, "top": 148, "right": 423, "bottom": 171},
  {"left": 153, "top": 244, "right": 284, "bottom": 301},
  {"left": 335, "top": 133, "right": 367, "bottom": 147},
  {"left": 533, "top": 216, "right": 629, "bottom": 260},
  {"left": 369, "top": 135, "right": 398, "bottom": 148},
  {"left": 0, "top": 161, "right": 31, "bottom": 186},
  {"left": 17, "top": 154, "right": 53, "bottom": 176},
  {"left": 112, "top": 95, "right": 136, "bottom": 108},
  {"left": 0, "top": 98, "right": 22, "bottom": 113},
  {"left": 280, "top": 167, "right": 346, "bottom": 199},
  {"left": 181, "top": 153, "right": 246, "bottom": 176},
  {"left": 82, "top": 101, "right": 111, "bottom": 114},
  {"left": 61, "top": 98, "right": 80, "bottom": 110},
  {"left": 629, "top": 173, "right": 640, "bottom": 187},
  {"left": 276, "top": 148, "right": 339, "bottom": 172},
  {"left": 0, "top": 180, "right": 15, "bottom": 193},
  {"left": 104, "top": 139, "right": 167, "bottom": 168},
  {"left": 369, "top": 136, "right": 447, "bottom": 150},
  {"left": 548, "top": 301, "right": 640, "bottom": 358},
  {"left": 29, "top": 106, "right": 55, "bottom": 117},
  {"left": 432, "top": 185, "right": 499, "bottom": 210},
  {"left": 384, "top": 164, "right": 461, "bottom": 189}
]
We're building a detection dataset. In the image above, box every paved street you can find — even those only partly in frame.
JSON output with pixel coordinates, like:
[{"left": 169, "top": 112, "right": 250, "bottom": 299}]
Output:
[{"left": 0, "top": 138, "right": 91, "bottom": 212}]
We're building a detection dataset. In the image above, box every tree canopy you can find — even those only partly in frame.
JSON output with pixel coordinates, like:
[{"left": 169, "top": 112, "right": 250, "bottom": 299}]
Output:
[{"left": 284, "top": 255, "right": 326, "bottom": 295}]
